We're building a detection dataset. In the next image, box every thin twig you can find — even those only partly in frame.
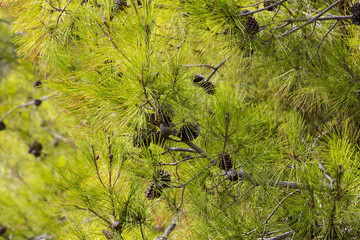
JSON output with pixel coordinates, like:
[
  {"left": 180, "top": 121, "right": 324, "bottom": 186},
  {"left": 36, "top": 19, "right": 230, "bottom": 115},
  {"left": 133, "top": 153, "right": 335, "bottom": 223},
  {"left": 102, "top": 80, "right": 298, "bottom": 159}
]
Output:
[
  {"left": 73, "top": 205, "right": 112, "bottom": 226},
  {"left": 262, "top": 190, "right": 300, "bottom": 235},
  {"left": 139, "top": 222, "right": 147, "bottom": 240},
  {"left": 211, "top": 186, "right": 254, "bottom": 220},
  {"left": 172, "top": 160, "right": 217, "bottom": 188},
  {"left": 203, "top": 56, "right": 230, "bottom": 83},
  {"left": 239, "top": 0, "right": 288, "bottom": 16},
  {"left": 307, "top": 20, "right": 338, "bottom": 63},
  {"left": 179, "top": 64, "right": 217, "bottom": 70},
  {"left": 53, "top": 0, "right": 71, "bottom": 32},
  {"left": 285, "top": 15, "right": 352, "bottom": 23},
  {"left": 46, "top": 0, "right": 64, "bottom": 11},
  {"left": 164, "top": 212, "right": 180, "bottom": 237},
  {"left": 97, "top": 20, "right": 130, "bottom": 62},
  {"left": 91, "top": 144, "right": 106, "bottom": 189},
  {"left": 280, "top": 1, "right": 342, "bottom": 37},
  {"left": 176, "top": 187, "right": 186, "bottom": 211},
  {"left": 227, "top": 170, "right": 301, "bottom": 189},
  {"left": 107, "top": 136, "right": 116, "bottom": 218},
  {"left": 181, "top": 140, "right": 207, "bottom": 155},
  {"left": 160, "top": 156, "right": 206, "bottom": 166},
  {"left": 0, "top": 92, "right": 59, "bottom": 122},
  {"left": 166, "top": 147, "right": 196, "bottom": 153}
]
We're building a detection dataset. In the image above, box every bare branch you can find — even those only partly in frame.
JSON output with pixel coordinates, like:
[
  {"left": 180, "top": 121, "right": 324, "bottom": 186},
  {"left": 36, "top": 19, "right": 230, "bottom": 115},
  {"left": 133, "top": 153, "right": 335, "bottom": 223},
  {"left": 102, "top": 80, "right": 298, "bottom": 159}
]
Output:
[
  {"left": 204, "top": 55, "right": 230, "bottom": 83},
  {"left": 308, "top": 21, "right": 338, "bottom": 63},
  {"left": 181, "top": 140, "right": 207, "bottom": 155},
  {"left": 154, "top": 212, "right": 182, "bottom": 240},
  {"left": 280, "top": 1, "right": 342, "bottom": 37},
  {"left": 166, "top": 147, "right": 196, "bottom": 153},
  {"left": 0, "top": 92, "right": 59, "bottom": 122},
  {"left": 180, "top": 64, "right": 217, "bottom": 70},
  {"left": 53, "top": 0, "right": 71, "bottom": 32},
  {"left": 239, "top": 0, "right": 288, "bottom": 16}
]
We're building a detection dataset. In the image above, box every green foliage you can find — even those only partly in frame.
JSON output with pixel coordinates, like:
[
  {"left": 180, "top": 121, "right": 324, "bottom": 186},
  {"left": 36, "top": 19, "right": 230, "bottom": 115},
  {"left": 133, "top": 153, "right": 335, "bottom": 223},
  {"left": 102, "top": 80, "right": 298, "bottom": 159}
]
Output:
[{"left": 1, "top": 0, "right": 360, "bottom": 239}]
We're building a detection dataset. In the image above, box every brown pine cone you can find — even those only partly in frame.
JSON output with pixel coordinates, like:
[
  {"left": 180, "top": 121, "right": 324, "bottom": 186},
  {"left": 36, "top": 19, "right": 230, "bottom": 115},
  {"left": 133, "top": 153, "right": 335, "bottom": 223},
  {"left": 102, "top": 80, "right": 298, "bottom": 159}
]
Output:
[
  {"left": 245, "top": 16, "right": 260, "bottom": 35},
  {"left": 351, "top": 3, "right": 360, "bottom": 25}
]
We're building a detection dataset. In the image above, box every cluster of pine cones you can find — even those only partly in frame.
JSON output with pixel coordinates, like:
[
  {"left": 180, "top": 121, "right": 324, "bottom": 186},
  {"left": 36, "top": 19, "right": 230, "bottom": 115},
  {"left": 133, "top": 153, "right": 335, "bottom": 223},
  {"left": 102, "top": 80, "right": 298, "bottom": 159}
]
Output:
[
  {"left": 133, "top": 103, "right": 200, "bottom": 148},
  {"left": 145, "top": 169, "right": 171, "bottom": 200}
]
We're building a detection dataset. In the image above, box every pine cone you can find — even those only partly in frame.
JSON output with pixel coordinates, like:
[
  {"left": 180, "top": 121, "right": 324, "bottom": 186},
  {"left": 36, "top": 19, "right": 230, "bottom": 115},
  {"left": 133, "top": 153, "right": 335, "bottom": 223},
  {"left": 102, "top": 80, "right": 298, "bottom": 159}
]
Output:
[
  {"left": 218, "top": 152, "right": 233, "bottom": 170},
  {"left": 113, "top": 0, "right": 127, "bottom": 12},
  {"left": 34, "top": 99, "right": 42, "bottom": 106},
  {"left": 156, "top": 169, "right": 171, "bottom": 188},
  {"left": 33, "top": 80, "right": 42, "bottom": 88},
  {"left": 178, "top": 123, "right": 200, "bottom": 141},
  {"left": 245, "top": 16, "right": 260, "bottom": 35},
  {"left": 264, "top": 0, "right": 276, "bottom": 11},
  {"left": 226, "top": 169, "right": 240, "bottom": 181},
  {"left": 159, "top": 123, "right": 173, "bottom": 138},
  {"left": 192, "top": 74, "right": 205, "bottom": 84},
  {"left": 28, "top": 141, "right": 43, "bottom": 157},
  {"left": 199, "top": 81, "right": 215, "bottom": 95},
  {"left": 191, "top": 74, "right": 215, "bottom": 94},
  {"left": 351, "top": 3, "right": 360, "bottom": 25},
  {"left": 0, "top": 226, "right": 6, "bottom": 235},
  {"left": 0, "top": 121, "right": 5, "bottom": 131},
  {"left": 112, "top": 220, "right": 123, "bottom": 232},
  {"left": 102, "top": 229, "right": 114, "bottom": 239},
  {"left": 145, "top": 183, "right": 162, "bottom": 200}
]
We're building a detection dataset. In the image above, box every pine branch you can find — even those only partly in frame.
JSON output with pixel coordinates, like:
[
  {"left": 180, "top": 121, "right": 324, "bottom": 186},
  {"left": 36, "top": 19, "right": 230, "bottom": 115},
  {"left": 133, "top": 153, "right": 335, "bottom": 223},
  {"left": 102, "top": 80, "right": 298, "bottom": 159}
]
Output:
[
  {"left": 0, "top": 92, "right": 59, "bottom": 122},
  {"left": 179, "top": 141, "right": 302, "bottom": 190},
  {"left": 180, "top": 64, "right": 217, "bottom": 70},
  {"left": 307, "top": 20, "right": 339, "bottom": 63},
  {"left": 139, "top": 222, "right": 147, "bottom": 240},
  {"left": 203, "top": 56, "right": 230, "bottom": 83},
  {"left": 239, "top": 0, "right": 289, "bottom": 16},
  {"left": 280, "top": 1, "right": 342, "bottom": 37},
  {"left": 73, "top": 205, "right": 112, "bottom": 226},
  {"left": 226, "top": 170, "right": 301, "bottom": 189},
  {"left": 90, "top": 144, "right": 106, "bottom": 189},
  {"left": 164, "top": 147, "right": 196, "bottom": 154},
  {"left": 154, "top": 212, "right": 181, "bottom": 240},
  {"left": 181, "top": 140, "right": 206, "bottom": 155}
]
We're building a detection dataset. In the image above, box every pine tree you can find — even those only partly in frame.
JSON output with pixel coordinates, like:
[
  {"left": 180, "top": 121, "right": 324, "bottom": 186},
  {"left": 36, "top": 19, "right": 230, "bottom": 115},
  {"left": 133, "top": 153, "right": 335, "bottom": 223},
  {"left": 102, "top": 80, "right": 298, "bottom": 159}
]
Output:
[{"left": 2, "top": 0, "right": 360, "bottom": 239}]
